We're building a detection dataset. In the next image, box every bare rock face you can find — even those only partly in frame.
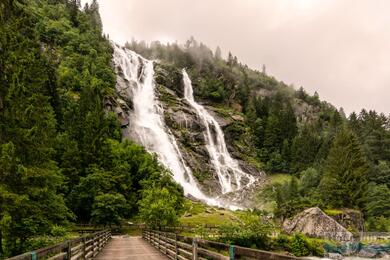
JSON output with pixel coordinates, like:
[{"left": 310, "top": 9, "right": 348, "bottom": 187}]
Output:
[
  {"left": 328, "top": 209, "right": 364, "bottom": 233},
  {"left": 155, "top": 64, "right": 263, "bottom": 200},
  {"left": 283, "top": 207, "right": 354, "bottom": 242}
]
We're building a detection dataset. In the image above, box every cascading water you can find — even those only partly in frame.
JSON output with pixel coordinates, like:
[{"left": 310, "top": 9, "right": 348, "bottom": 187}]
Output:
[
  {"left": 182, "top": 70, "right": 256, "bottom": 194},
  {"left": 113, "top": 45, "right": 211, "bottom": 201},
  {"left": 112, "top": 43, "right": 255, "bottom": 209}
]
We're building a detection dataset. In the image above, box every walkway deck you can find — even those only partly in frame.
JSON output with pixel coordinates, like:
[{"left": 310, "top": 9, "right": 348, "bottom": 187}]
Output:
[{"left": 94, "top": 235, "right": 168, "bottom": 260}]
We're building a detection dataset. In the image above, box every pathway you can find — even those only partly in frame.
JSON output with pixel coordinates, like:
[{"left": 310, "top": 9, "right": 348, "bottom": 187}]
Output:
[{"left": 94, "top": 235, "right": 168, "bottom": 260}]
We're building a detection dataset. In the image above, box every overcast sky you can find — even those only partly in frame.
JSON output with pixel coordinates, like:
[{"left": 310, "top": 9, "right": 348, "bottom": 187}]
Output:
[{"left": 82, "top": 0, "right": 390, "bottom": 114}]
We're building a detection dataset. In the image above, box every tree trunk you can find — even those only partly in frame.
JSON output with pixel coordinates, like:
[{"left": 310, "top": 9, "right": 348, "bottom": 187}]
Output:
[{"left": 0, "top": 228, "right": 3, "bottom": 255}]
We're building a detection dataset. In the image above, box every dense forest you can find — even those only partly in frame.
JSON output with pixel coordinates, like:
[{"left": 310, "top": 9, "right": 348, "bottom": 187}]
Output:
[
  {"left": 0, "top": 0, "right": 183, "bottom": 256},
  {"left": 0, "top": 0, "right": 389, "bottom": 258}
]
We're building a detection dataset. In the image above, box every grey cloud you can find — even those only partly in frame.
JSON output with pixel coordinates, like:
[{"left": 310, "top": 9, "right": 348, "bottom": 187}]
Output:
[{"left": 82, "top": 0, "right": 390, "bottom": 114}]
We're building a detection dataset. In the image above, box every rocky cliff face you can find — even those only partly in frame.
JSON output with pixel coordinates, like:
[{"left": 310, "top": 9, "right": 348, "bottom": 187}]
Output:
[
  {"left": 154, "top": 64, "right": 263, "bottom": 205},
  {"left": 109, "top": 56, "right": 263, "bottom": 207},
  {"left": 283, "top": 207, "right": 354, "bottom": 242}
]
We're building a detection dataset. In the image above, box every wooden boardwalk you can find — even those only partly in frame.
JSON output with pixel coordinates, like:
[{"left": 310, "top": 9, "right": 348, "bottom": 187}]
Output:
[{"left": 94, "top": 235, "right": 168, "bottom": 260}]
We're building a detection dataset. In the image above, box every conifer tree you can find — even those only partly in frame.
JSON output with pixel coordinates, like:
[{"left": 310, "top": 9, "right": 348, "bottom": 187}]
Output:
[{"left": 319, "top": 127, "right": 369, "bottom": 208}]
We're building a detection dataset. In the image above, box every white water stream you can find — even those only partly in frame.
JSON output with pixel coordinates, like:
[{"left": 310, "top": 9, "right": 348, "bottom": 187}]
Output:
[
  {"left": 113, "top": 44, "right": 255, "bottom": 208},
  {"left": 182, "top": 70, "right": 255, "bottom": 193},
  {"left": 113, "top": 45, "right": 210, "bottom": 200}
]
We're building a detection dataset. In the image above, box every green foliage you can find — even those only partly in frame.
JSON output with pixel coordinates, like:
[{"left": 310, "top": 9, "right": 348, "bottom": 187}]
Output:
[
  {"left": 290, "top": 126, "right": 321, "bottom": 173},
  {"left": 274, "top": 177, "right": 311, "bottom": 220},
  {"left": 271, "top": 234, "right": 291, "bottom": 251},
  {"left": 285, "top": 233, "right": 325, "bottom": 257},
  {"left": 2, "top": 0, "right": 390, "bottom": 255},
  {"left": 365, "top": 216, "right": 390, "bottom": 232},
  {"left": 362, "top": 183, "right": 390, "bottom": 218},
  {"left": 300, "top": 168, "right": 321, "bottom": 190},
  {"left": 138, "top": 185, "right": 183, "bottom": 228},
  {"left": 0, "top": 0, "right": 185, "bottom": 256},
  {"left": 290, "top": 234, "right": 310, "bottom": 256},
  {"left": 319, "top": 127, "right": 369, "bottom": 208},
  {"left": 91, "top": 193, "right": 126, "bottom": 226},
  {"left": 371, "top": 161, "right": 390, "bottom": 187},
  {"left": 216, "top": 212, "right": 272, "bottom": 250}
]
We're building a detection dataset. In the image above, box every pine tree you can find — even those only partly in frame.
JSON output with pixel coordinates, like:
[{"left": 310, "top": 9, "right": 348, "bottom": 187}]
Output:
[
  {"left": 227, "top": 51, "right": 234, "bottom": 66},
  {"left": 88, "top": 0, "right": 103, "bottom": 33},
  {"left": 214, "top": 46, "right": 222, "bottom": 60},
  {"left": 290, "top": 125, "right": 321, "bottom": 173},
  {"left": 362, "top": 183, "right": 390, "bottom": 218},
  {"left": 319, "top": 127, "right": 369, "bottom": 208}
]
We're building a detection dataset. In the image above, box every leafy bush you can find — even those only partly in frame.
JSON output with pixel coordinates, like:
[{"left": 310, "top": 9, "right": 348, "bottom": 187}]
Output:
[
  {"left": 290, "top": 233, "right": 310, "bottom": 256},
  {"left": 271, "top": 234, "right": 291, "bottom": 251},
  {"left": 216, "top": 213, "right": 272, "bottom": 250},
  {"left": 289, "top": 233, "right": 324, "bottom": 257},
  {"left": 138, "top": 179, "right": 184, "bottom": 228}
]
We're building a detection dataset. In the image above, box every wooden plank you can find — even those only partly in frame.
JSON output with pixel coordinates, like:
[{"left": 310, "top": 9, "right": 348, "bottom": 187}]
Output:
[
  {"left": 47, "top": 251, "right": 67, "bottom": 260},
  {"left": 197, "top": 238, "right": 229, "bottom": 251},
  {"left": 197, "top": 247, "right": 228, "bottom": 260},
  {"left": 71, "top": 251, "right": 83, "bottom": 260},
  {"left": 165, "top": 247, "right": 176, "bottom": 257},
  {"left": 178, "top": 248, "right": 192, "bottom": 258},
  {"left": 85, "top": 250, "right": 93, "bottom": 259},
  {"left": 177, "top": 240, "right": 192, "bottom": 251},
  {"left": 71, "top": 243, "right": 82, "bottom": 255},
  {"left": 177, "top": 254, "right": 189, "bottom": 260},
  {"left": 235, "top": 245, "right": 300, "bottom": 260}
]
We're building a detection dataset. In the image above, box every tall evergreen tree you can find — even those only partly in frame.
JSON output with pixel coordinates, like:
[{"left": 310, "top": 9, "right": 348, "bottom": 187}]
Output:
[{"left": 319, "top": 127, "right": 369, "bottom": 208}]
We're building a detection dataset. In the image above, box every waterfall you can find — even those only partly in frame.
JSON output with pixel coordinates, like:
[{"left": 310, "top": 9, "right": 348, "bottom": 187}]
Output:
[
  {"left": 113, "top": 45, "right": 211, "bottom": 201},
  {"left": 182, "top": 69, "right": 255, "bottom": 193}
]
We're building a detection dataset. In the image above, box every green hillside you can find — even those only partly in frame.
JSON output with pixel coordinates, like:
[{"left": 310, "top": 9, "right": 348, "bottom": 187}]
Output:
[{"left": 1, "top": 0, "right": 389, "bottom": 258}]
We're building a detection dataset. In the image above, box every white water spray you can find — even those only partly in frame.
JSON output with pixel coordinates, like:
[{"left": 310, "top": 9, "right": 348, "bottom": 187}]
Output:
[
  {"left": 182, "top": 70, "right": 255, "bottom": 193},
  {"left": 113, "top": 45, "right": 207, "bottom": 198}
]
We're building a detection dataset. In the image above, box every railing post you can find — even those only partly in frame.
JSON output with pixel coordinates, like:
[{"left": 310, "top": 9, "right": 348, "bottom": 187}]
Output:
[
  {"left": 30, "top": 252, "right": 37, "bottom": 260},
  {"left": 174, "top": 233, "right": 178, "bottom": 260},
  {"left": 157, "top": 231, "right": 160, "bottom": 250},
  {"left": 229, "top": 245, "right": 235, "bottom": 260},
  {"left": 98, "top": 233, "right": 101, "bottom": 252},
  {"left": 66, "top": 241, "right": 71, "bottom": 259},
  {"left": 82, "top": 237, "right": 86, "bottom": 260},
  {"left": 192, "top": 238, "right": 198, "bottom": 260},
  {"left": 164, "top": 232, "right": 167, "bottom": 255}
]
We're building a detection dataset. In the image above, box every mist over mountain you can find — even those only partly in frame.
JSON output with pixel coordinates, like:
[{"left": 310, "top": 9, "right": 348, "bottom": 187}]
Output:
[
  {"left": 81, "top": 0, "right": 390, "bottom": 115},
  {"left": 1, "top": 0, "right": 389, "bottom": 258}
]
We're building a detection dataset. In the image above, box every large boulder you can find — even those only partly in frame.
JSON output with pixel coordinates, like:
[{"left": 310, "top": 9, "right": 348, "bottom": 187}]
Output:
[
  {"left": 325, "top": 209, "right": 364, "bottom": 233},
  {"left": 283, "top": 207, "right": 354, "bottom": 242}
]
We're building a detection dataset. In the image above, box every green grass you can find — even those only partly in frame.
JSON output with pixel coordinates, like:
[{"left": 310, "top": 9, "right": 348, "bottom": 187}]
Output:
[
  {"left": 267, "top": 174, "right": 292, "bottom": 185},
  {"left": 212, "top": 104, "right": 245, "bottom": 119},
  {"left": 254, "top": 174, "right": 292, "bottom": 213},
  {"left": 324, "top": 209, "right": 344, "bottom": 216},
  {"left": 180, "top": 200, "right": 243, "bottom": 226},
  {"left": 124, "top": 228, "right": 142, "bottom": 236},
  {"left": 157, "top": 85, "right": 180, "bottom": 107}
]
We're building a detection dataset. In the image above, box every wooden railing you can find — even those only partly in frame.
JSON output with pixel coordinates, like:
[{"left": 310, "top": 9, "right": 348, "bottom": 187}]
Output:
[
  {"left": 7, "top": 230, "right": 111, "bottom": 260},
  {"left": 143, "top": 229, "right": 300, "bottom": 260}
]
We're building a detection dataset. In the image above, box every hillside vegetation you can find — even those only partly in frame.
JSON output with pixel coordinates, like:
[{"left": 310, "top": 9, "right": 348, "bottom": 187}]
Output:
[
  {"left": 1, "top": 0, "right": 389, "bottom": 258},
  {"left": 128, "top": 38, "right": 390, "bottom": 229}
]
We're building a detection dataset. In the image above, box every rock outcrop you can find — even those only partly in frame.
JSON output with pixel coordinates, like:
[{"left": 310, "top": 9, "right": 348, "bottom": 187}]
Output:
[
  {"left": 155, "top": 64, "right": 263, "bottom": 203},
  {"left": 283, "top": 207, "right": 354, "bottom": 242},
  {"left": 327, "top": 209, "right": 364, "bottom": 233}
]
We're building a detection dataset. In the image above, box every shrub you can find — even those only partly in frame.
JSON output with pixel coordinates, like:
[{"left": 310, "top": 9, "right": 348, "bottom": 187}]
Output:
[
  {"left": 272, "top": 234, "right": 291, "bottom": 251},
  {"left": 291, "top": 233, "right": 310, "bottom": 256},
  {"left": 216, "top": 213, "right": 272, "bottom": 250}
]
